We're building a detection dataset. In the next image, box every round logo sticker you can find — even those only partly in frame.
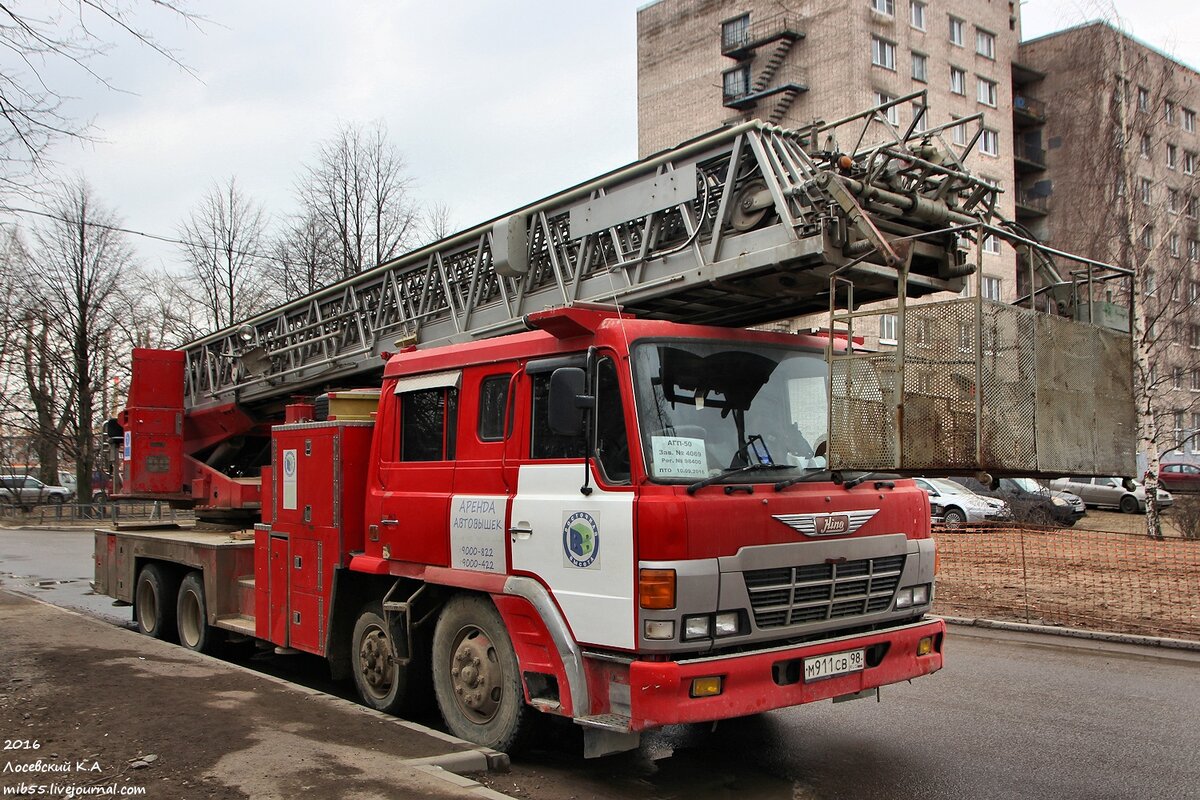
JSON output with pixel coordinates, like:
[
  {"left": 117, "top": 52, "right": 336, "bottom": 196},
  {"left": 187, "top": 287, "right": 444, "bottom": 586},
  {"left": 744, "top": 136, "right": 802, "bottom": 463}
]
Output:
[
  {"left": 283, "top": 450, "right": 297, "bottom": 477},
  {"left": 562, "top": 511, "right": 600, "bottom": 569}
]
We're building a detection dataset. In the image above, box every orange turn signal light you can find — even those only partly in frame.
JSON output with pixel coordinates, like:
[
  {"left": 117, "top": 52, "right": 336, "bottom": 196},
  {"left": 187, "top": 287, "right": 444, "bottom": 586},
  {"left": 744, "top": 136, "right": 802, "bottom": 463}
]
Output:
[
  {"left": 918, "top": 636, "right": 934, "bottom": 656},
  {"left": 639, "top": 568, "right": 676, "bottom": 609},
  {"left": 690, "top": 676, "right": 723, "bottom": 698}
]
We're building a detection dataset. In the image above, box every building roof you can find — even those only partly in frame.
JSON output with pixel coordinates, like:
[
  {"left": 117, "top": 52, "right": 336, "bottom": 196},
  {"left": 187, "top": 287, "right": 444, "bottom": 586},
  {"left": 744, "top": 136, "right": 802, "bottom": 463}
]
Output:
[{"left": 1021, "top": 20, "right": 1200, "bottom": 77}]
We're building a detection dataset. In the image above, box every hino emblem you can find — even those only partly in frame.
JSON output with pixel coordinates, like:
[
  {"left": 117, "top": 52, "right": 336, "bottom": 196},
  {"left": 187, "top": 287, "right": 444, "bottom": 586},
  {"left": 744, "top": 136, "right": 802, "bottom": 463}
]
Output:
[{"left": 773, "top": 510, "right": 879, "bottom": 537}]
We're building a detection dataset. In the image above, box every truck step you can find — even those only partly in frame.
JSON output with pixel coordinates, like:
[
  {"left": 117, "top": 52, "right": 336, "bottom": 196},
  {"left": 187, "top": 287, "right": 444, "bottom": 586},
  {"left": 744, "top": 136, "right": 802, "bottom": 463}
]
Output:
[
  {"left": 575, "top": 713, "right": 632, "bottom": 732},
  {"left": 237, "top": 576, "right": 255, "bottom": 590},
  {"left": 215, "top": 614, "right": 256, "bottom": 637}
]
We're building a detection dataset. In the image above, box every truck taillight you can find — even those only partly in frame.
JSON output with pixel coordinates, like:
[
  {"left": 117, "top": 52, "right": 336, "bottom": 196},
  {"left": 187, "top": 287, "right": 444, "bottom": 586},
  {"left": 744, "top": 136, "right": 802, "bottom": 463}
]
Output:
[{"left": 639, "top": 569, "right": 676, "bottom": 609}]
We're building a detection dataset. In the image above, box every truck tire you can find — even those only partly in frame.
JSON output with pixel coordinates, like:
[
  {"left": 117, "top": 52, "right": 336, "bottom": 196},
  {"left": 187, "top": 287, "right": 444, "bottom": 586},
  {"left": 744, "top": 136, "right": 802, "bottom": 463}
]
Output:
[
  {"left": 176, "top": 571, "right": 224, "bottom": 655},
  {"left": 432, "top": 594, "right": 530, "bottom": 753},
  {"left": 351, "top": 603, "right": 408, "bottom": 714},
  {"left": 135, "top": 563, "right": 177, "bottom": 642}
]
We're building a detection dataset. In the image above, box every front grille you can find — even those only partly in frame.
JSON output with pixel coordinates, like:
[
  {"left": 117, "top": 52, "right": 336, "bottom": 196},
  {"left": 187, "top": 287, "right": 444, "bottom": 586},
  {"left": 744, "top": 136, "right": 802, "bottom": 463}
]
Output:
[{"left": 743, "top": 554, "right": 905, "bottom": 629}]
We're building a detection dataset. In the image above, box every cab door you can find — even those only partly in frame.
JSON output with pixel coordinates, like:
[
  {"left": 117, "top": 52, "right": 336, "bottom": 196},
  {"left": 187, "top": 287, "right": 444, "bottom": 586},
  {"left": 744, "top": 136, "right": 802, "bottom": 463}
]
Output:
[
  {"left": 509, "top": 356, "right": 636, "bottom": 651},
  {"left": 374, "top": 371, "right": 460, "bottom": 566}
]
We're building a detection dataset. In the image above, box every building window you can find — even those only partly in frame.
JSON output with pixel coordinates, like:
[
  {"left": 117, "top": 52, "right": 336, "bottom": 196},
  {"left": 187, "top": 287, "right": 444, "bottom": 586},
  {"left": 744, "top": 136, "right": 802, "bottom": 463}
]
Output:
[
  {"left": 1191, "top": 240, "right": 1199, "bottom": 261},
  {"left": 975, "top": 29, "right": 995, "bottom": 59},
  {"left": 1167, "top": 101, "right": 1176, "bottom": 124},
  {"left": 1175, "top": 368, "right": 1184, "bottom": 389},
  {"left": 723, "top": 65, "right": 750, "bottom": 99},
  {"left": 721, "top": 14, "right": 751, "bottom": 50},
  {"left": 1192, "top": 370, "right": 1200, "bottom": 391},
  {"left": 1171, "top": 233, "right": 1181, "bottom": 257},
  {"left": 1140, "top": 133, "right": 1152, "bottom": 158},
  {"left": 949, "top": 16, "right": 964, "bottom": 46},
  {"left": 910, "top": 1, "right": 926, "bottom": 30},
  {"left": 912, "top": 103, "right": 927, "bottom": 131},
  {"left": 1115, "top": 174, "right": 1126, "bottom": 197},
  {"left": 873, "top": 91, "right": 899, "bottom": 123},
  {"left": 1191, "top": 281, "right": 1200, "bottom": 302},
  {"left": 1192, "top": 414, "right": 1200, "bottom": 453},
  {"left": 1141, "top": 177, "right": 1153, "bottom": 204},
  {"left": 1145, "top": 269, "right": 1156, "bottom": 295},
  {"left": 880, "top": 313, "right": 898, "bottom": 343},
  {"left": 950, "top": 66, "right": 966, "bottom": 95},
  {"left": 911, "top": 51, "right": 927, "bottom": 82},
  {"left": 1140, "top": 225, "right": 1153, "bottom": 249},
  {"left": 872, "top": 36, "right": 897, "bottom": 70},
  {"left": 982, "top": 275, "right": 1001, "bottom": 300},
  {"left": 1190, "top": 197, "right": 1199, "bottom": 219},
  {"left": 1192, "top": 324, "right": 1200, "bottom": 348},
  {"left": 1138, "top": 86, "right": 1150, "bottom": 112},
  {"left": 1175, "top": 411, "right": 1185, "bottom": 449},
  {"left": 951, "top": 118, "right": 967, "bottom": 146},
  {"left": 1170, "top": 188, "right": 1181, "bottom": 213},
  {"left": 979, "top": 128, "right": 999, "bottom": 156},
  {"left": 872, "top": 0, "right": 895, "bottom": 15},
  {"left": 983, "top": 234, "right": 1000, "bottom": 254},
  {"left": 1185, "top": 151, "right": 1197, "bottom": 174},
  {"left": 977, "top": 77, "right": 998, "bottom": 106},
  {"left": 1168, "top": 143, "right": 1178, "bottom": 169},
  {"left": 1185, "top": 108, "right": 1196, "bottom": 132}
]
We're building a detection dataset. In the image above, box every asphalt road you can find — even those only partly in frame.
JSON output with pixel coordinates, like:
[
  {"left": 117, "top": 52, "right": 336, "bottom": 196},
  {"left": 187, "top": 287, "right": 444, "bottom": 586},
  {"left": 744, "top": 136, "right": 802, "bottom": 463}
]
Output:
[{"left": 3, "top": 526, "right": 1199, "bottom": 800}]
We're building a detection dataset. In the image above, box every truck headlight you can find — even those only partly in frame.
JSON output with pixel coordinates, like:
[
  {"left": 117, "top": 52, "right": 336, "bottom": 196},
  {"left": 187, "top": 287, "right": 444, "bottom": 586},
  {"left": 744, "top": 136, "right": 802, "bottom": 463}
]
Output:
[
  {"left": 683, "top": 615, "right": 711, "bottom": 640},
  {"left": 912, "top": 584, "right": 930, "bottom": 605},
  {"left": 714, "top": 612, "right": 740, "bottom": 637},
  {"left": 895, "top": 588, "right": 914, "bottom": 608},
  {"left": 644, "top": 620, "right": 675, "bottom": 640}
]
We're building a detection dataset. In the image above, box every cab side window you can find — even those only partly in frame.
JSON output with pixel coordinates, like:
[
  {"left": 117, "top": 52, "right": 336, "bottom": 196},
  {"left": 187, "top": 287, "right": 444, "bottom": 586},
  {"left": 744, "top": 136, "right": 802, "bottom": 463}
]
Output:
[
  {"left": 530, "top": 373, "right": 585, "bottom": 460},
  {"left": 594, "top": 358, "right": 630, "bottom": 483},
  {"left": 400, "top": 388, "right": 457, "bottom": 461},
  {"left": 477, "top": 375, "right": 513, "bottom": 442}
]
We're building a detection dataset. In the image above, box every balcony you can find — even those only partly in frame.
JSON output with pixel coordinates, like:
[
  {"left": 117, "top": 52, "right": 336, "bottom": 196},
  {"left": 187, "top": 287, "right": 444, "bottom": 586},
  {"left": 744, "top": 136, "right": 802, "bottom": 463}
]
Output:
[
  {"left": 1013, "top": 94, "right": 1046, "bottom": 127},
  {"left": 1014, "top": 139, "right": 1047, "bottom": 173},
  {"left": 723, "top": 65, "right": 809, "bottom": 110},
  {"left": 1016, "top": 190, "right": 1049, "bottom": 217},
  {"left": 721, "top": 14, "right": 804, "bottom": 59}
]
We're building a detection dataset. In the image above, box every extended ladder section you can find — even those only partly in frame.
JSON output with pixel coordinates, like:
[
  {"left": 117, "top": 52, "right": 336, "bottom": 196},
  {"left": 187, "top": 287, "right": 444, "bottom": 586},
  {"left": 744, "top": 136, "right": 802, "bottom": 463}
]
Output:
[{"left": 184, "top": 94, "right": 1024, "bottom": 414}]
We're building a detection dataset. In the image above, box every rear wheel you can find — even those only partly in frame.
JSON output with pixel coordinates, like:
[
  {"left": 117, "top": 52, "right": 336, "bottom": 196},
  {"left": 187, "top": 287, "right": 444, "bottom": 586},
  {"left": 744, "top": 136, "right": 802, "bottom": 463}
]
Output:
[
  {"left": 1119, "top": 495, "right": 1140, "bottom": 514},
  {"left": 135, "top": 563, "right": 177, "bottom": 641},
  {"left": 942, "top": 507, "right": 966, "bottom": 526},
  {"left": 433, "top": 594, "right": 530, "bottom": 752},
  {"left": 176, "top": 571, "right": 224, "bottom": 654}
]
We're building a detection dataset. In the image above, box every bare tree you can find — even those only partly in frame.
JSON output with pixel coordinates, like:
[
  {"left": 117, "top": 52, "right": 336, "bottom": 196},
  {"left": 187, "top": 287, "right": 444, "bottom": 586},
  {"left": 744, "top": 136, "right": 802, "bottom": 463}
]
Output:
[
  {"left": 22, "top": 178, "right": 131, "bottom": 495},
  {"left": 177, "top": 177, "right": 271, "bottom": 332},
  {"left": 296, "top": 120, "right": 419, "bottom": 279},
  {"left": 418, "top": 201, "right": 456, "bottom": 246},
  {"left": 0, "top": 2, "right": 201, "bottom": 190},
  {"left": 269, "top": 209, "right": 339, "bottom": 302}
]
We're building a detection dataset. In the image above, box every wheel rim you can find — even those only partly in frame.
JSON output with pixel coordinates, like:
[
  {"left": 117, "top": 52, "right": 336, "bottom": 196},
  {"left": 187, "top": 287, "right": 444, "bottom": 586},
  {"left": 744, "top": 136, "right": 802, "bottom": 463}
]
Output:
[
  {"left": 179, "top": 588, "right": 202, "bottom": 648},
  {"left": 136, "top": 580, "right": 157, "bottom": 631},
  {"left": 358, "top": 624, "right": 395, "bottom": 700},
  {"left": 449, "top": 625, "right": 502, "bottom": 724},
  {"left": 945, "top": 510, "right": 964, "bottom": 526}
]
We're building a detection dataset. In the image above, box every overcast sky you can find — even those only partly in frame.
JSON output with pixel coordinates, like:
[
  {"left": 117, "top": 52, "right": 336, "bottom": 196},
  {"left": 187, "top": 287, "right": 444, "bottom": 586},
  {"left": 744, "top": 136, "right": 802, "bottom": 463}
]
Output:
[{"left": 18, "top": 0, "right": 1200, "bottom": 273}]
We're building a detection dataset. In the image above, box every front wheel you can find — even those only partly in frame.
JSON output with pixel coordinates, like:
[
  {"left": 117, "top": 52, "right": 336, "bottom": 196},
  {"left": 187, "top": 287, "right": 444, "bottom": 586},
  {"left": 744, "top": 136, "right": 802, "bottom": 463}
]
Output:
[
  {"left": 351, "top": 604, "right": 407, "bottom": 713},
  {"left": 432, "top": 594, "right": 530, "bottom": 752},
  {"left": 1119, "top": 495, "right": 1140, "bottom": 514},
  {"left": 942, "top": 507, "right": 966, "bottom": 526}
]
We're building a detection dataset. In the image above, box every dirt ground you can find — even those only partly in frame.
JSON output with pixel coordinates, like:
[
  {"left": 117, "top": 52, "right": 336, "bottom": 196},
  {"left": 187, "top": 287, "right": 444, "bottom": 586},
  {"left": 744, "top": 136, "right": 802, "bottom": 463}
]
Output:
[{"left": 933, "top": 510, "right": 1200, "bottom": 640}]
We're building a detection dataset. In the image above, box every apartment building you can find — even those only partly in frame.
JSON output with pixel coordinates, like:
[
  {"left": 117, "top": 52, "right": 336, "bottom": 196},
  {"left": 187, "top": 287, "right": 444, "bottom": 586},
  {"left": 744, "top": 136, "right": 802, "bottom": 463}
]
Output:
[
  {"left": 1016, "top": 23, "right": 1200, "bottom": 458},
  {"left": 637, "top": 0, "right": 1022, "bottom": 317}
]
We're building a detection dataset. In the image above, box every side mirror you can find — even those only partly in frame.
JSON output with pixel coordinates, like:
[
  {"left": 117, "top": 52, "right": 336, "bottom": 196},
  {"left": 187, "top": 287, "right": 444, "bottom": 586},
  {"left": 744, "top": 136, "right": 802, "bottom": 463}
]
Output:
[{"left": 548, "top": 367, "right": 594, "bottom": 436}]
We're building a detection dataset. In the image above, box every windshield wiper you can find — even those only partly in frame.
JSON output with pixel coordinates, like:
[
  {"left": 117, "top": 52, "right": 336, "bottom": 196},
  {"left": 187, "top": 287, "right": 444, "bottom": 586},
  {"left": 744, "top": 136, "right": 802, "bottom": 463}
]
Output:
[
  {"left": 774, "top": 469, "right": 832, "bottom": 491},
  {"left": 844, "top": 471, "right": 897, "bottom": 490},
  {"left": 687, "top": 462, "right": 789, "bottom": 495}
]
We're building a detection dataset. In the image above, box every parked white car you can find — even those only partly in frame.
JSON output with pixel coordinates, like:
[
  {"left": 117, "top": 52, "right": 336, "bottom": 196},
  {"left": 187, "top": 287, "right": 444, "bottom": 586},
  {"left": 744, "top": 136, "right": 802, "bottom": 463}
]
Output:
[
  {"left": 1049, "top": 476, "right": 1173, "bottom": 514},
  {"left": 914, "top": 477, "right": 1011, "bottom": 525}
]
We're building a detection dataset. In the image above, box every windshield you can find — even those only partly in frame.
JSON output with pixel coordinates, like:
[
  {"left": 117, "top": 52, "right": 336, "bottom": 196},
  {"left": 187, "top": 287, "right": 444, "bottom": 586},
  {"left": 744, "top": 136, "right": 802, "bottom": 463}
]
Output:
[
  {"left": 631, "top": 339, "right": 828, "bottom": 483},
  {"left": 1009, "top": 477, "right": 1048, "bottom": 494}
]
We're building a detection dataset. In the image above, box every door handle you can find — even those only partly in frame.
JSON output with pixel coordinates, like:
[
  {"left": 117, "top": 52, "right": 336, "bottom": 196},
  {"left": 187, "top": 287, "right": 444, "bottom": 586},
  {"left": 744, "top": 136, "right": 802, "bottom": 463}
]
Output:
[
  {"left": 380, "top": 518, "right": 399, "bottom": 526},
  {"left": 509, "top": 524, "right": 533, "bottom": 541}
]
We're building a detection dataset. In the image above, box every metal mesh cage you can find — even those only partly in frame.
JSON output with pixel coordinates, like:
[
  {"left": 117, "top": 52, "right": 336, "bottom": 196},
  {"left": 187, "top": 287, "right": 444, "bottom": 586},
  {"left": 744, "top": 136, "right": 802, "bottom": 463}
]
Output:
[{"left": 829, "top": 299, "right": 1135, "bottom": 477}]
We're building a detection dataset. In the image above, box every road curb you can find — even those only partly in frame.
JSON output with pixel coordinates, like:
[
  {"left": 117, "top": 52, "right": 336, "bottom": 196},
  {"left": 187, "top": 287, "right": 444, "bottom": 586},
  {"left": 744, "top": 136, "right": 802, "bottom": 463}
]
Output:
[
  {"left": 2, "top": 587, "right": 513, "bottom": 798},
  {"left": 943, "top": 615, "right": 1200, "bottom": 652}
]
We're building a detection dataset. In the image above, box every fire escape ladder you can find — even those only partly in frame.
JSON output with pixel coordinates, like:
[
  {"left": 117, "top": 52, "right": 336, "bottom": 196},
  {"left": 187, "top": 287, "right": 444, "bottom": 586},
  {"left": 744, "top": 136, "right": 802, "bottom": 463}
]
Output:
[
  {"left": 752, "top": 38, "right": 794, "bottom": 94},
  {"left": 769, "top": 88, "right": 801, "bottom": 125}
]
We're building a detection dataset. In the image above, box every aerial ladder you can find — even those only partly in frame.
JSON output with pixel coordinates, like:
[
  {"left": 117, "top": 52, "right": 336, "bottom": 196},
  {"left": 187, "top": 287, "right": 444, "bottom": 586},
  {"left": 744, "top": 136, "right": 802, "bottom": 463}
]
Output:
[{"left": 109, "top": 93, "right": 1135, "bottom": 516}]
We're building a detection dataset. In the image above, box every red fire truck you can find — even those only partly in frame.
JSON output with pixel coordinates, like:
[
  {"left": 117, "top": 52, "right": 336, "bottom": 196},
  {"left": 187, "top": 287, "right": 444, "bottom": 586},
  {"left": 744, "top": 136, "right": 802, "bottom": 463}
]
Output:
[{"left": 94, "top": 99, "right": 1134, "bottom": 756}]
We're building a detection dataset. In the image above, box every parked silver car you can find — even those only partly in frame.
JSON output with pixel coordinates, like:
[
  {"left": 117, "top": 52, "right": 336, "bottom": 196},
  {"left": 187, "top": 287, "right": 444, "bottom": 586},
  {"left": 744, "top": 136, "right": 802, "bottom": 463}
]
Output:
[
  {"left": 1049, "top": 476, "right": 1173, "bottom": 514},
  {"left": 914, "top": 477, "right": 1011, "bottom": 525},
  {"left": 0, "top": 475, "right": 71, "bottom": 507}
]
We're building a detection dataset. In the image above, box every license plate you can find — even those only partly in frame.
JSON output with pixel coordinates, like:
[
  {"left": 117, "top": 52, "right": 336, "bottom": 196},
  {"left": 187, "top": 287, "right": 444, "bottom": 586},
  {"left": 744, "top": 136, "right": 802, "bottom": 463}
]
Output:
[{"left": 803, "top": 649, "right": 865, "bottom": 682}]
